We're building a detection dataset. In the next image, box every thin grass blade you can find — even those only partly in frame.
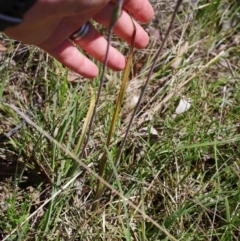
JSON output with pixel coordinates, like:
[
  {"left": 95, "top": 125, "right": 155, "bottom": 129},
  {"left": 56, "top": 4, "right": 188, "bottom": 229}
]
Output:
[
  {"left": 74, "top": 84, "right": 95, "bottom": 156},
  {"left": 93, "top": 20, "right": 136, "bottom": 209},
  {"left": 79, "top": 0, "right": 124, "bottom": 160}
]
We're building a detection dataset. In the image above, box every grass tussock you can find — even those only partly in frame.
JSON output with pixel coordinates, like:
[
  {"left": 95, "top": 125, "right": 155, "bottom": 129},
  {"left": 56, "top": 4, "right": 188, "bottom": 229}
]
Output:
[{"left": 0, "top": 0, "right": 240, "bottom": 240}]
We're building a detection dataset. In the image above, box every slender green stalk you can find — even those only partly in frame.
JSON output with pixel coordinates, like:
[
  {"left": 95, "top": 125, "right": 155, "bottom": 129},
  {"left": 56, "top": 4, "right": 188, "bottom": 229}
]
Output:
[
  {"left": 93, "top": 18, "right": 136, "bottom": 210},
  {"left": 79, "top": 0, "right": 124, "bottom": 160}
]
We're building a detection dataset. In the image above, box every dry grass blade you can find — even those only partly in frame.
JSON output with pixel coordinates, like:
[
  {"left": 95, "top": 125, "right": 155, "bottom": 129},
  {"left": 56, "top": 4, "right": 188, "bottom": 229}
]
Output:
[
  {"left": 74, "top": 85, "right": 95, "bottom": 156},
  {"left": 93, "top": 19, "right": 136, "bottom": 210},
  {"left": 5, "top": 104, "right": 177, "bottom": 241},
  {"left": 106, "top": 21, "right": 136, "bottom": 149}
]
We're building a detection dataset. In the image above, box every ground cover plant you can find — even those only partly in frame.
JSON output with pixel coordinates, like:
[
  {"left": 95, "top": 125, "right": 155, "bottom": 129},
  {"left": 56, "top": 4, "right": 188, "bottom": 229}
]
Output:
[{"left": 0, "top": 0, "right": 240, "bottom": 240}]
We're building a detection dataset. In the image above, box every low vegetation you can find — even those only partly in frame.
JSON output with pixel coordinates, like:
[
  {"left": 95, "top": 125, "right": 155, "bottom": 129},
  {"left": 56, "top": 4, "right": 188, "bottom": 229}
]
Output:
[{"left": 0, "top": 0, "right": 240, "bottom": 240}]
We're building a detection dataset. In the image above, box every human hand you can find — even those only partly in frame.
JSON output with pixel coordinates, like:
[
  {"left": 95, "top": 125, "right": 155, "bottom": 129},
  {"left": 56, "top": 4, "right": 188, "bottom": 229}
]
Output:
[{"left": 4, "top": 0, "right": 154, "bottom": 78}]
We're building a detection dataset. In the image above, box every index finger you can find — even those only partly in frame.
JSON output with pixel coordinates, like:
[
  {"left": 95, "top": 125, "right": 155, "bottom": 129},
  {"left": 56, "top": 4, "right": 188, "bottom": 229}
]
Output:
[{"left": 122, "top": 0, "right": 154, "bottom": 23}]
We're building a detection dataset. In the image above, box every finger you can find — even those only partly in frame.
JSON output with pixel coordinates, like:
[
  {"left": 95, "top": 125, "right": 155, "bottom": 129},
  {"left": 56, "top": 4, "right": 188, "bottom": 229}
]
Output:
[
  {"left": 72, "top": 23, "right": 126, "bottom": 71},
  {"left": 94, "top": 4, "right": 149, "bottom": 48},
  {"left": 47, "top": 40, "right": 99, "bottom": 78},
  {"left": 123, "top": 0, "right": 154, "bottom": 23}
]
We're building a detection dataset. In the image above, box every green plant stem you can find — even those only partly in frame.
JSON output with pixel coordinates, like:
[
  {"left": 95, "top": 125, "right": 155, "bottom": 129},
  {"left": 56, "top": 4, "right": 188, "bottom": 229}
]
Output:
[{"left": 79, "top": 0, "right": 124, "bottom": 160}]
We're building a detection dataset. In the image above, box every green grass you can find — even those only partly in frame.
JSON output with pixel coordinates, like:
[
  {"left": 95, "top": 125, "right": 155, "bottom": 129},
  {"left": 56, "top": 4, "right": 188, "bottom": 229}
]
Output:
[{"left": 0, "top": 0, "right": 240, "bottom": 240}]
